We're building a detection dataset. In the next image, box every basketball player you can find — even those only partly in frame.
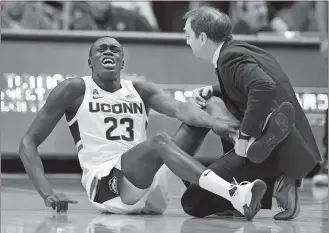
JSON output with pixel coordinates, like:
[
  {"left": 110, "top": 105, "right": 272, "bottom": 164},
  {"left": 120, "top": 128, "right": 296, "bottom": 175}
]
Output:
[{"left": 20, "top": 37, "right": 279, "bottom": 220}]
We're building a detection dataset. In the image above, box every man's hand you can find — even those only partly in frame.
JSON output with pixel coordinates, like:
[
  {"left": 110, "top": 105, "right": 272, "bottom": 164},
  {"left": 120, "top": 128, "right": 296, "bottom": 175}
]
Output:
[
  {"left": 44, "top": 193, "right": 78, "bottom": 213},
  {"left": 192, "top": 86, "right": 213, "bottom": 108},
  {"left": 211, "top": 118, "right": 240, "bottom": 136},
  {"left": 234, "top": 139, "right": 249, "bottom": 157}
]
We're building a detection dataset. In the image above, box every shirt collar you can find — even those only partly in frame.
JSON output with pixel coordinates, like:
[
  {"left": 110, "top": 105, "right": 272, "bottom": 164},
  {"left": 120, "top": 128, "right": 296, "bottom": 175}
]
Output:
[{"left": 212, "top": 42, "right": 224, "bottom": 68}]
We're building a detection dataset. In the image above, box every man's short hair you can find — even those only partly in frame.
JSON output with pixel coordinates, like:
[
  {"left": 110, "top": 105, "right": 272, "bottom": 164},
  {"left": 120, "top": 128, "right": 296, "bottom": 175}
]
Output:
[
  {"left": 183, "top": 6, "right": 232, "bottom": 43},
  {"left": 88, "top": 36, "right": 124, "bottom": 58}
]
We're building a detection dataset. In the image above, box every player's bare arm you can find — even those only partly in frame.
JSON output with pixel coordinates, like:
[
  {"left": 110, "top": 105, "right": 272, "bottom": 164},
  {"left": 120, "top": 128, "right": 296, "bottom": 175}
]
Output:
[
  {"left": 19, "top": 78, "right": 84, "bottom": 212},
  {"left": 133, "top": 81, "right": 239, "bottom": 136}
]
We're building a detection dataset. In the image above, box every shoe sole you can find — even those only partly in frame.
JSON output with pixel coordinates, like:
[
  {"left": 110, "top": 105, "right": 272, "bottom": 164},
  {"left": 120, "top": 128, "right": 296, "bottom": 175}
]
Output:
[
  {"left": 247, "top": 102, "right": 295, "bottom": 164},
  {"left": 243, "top": 179, "right": 267, "bottom": 221}
]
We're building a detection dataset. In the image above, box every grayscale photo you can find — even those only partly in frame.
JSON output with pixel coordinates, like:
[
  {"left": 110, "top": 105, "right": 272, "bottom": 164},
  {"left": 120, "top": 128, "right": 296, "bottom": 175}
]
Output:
[{"left": 1, "top": 1, "right": 328, "bottom": 233}]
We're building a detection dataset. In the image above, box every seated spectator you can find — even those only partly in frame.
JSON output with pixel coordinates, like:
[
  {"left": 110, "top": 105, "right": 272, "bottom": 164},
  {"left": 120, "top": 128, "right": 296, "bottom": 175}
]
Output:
[
  {"left": 69, "top": 1, "right": 154, "bottom": 32},
  {"left": 268, "top": 1, "right": 318, "bottom": 32},
  {"left": 110, "top": 1, "right": 159, "bottom": 30},
  {"left": 1, "top": 2, "right": 61, "bottom": 30},
  {"left": 189, "top": 1, "right": 230, "bottom": 14},
  {"left": 231, "top": 1, "right": 272, "bottom": 34},
  {"left": 153, "top": 1, "right": 190, "bottom": 32}
]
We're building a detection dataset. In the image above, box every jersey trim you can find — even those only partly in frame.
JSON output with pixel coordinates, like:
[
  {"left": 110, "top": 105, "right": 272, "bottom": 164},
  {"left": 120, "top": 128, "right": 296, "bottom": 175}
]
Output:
[
  {"left": 126, "top": 80, "right": 149, "bottom": 129},
  {"left": 77, "top": 141, "right": 83, "bottom": 152},
  {"left": 67, "top": 117, "right": 76, "bottom": 127},
  {"left": 67, "top": 76, "right": 89, "bottom": 126},
  {"left": 69, "top": 120, "right": 81, "bottom": 144}
]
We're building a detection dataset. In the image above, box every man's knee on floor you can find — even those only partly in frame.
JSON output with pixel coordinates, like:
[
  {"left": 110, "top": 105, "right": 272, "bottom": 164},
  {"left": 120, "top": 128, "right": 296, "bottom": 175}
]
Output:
[{"left": 181, "top": 189, "right": 207, "bottom": 218}]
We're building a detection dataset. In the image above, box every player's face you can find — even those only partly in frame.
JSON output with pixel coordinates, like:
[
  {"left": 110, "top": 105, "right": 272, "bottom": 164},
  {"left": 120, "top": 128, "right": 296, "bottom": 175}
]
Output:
[
  {"left": 90, "top": 38, "right": 124, "bottom": 79},
  {"left": 184, "top": 18, "right": 203, "bottom": 58}
]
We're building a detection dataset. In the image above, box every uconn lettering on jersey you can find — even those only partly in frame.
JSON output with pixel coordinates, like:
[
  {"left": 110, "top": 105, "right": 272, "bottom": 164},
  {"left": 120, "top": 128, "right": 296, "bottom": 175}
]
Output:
[{"left": 89, "top": 102, "right": 143, "bottom": 114}]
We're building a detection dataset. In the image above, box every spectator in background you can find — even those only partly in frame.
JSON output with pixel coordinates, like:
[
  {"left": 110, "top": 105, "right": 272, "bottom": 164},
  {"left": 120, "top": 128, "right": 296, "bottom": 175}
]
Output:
[
  {"left": 1, "top": 2, "right": 61, "bottom": 30},
  {"left": 69, "top": 1, "right": 154, "bottom": 32},
  {"left": 69, "top": 1, "right": 107, "bottom": 30},
  {"left": 231, "top": 1, "right": 272, "bottom": 34},
  {"left": 268, "top": 1, "right": 318, "bottom": 33},
  {"left": 155, "top": 1, "right": 229, "bottom": 33},
  {"left": 153, "top": 1, "right": 190, "bottom": 32},
  {"left": 315, "top": 0, "right": 328, "bottom": 62},
  {"left": 110, "top": 1, "right": 158, "bottom": 31}
]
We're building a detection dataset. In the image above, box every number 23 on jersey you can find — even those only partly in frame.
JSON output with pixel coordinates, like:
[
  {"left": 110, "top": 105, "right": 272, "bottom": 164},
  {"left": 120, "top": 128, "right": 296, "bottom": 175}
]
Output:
[{"left": 104, "top": 117, "right": 134, "bottom": 141}]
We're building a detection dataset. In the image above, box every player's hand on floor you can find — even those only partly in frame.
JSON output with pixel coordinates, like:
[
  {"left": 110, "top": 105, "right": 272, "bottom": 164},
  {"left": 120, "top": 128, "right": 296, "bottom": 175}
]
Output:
[
  {"left": 212, "top": 118, "right": 240, "bottom": 136},
  {"left": 192, "top": 86, "right": 213, "bottom": 108},
  {"left": 44, "top": 193, "right": 78, "bottom": 213}
]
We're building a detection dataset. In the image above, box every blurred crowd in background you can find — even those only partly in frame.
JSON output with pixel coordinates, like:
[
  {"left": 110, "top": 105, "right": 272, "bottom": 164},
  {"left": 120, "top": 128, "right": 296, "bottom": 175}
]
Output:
[{"left": 0, "top": 1, "right": 326, "bottom": 35}]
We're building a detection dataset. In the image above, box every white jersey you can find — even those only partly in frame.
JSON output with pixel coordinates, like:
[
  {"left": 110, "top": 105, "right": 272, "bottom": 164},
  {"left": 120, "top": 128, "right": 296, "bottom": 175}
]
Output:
[{"left": 67, "top": 76, "right": 148, "bottom": 176}]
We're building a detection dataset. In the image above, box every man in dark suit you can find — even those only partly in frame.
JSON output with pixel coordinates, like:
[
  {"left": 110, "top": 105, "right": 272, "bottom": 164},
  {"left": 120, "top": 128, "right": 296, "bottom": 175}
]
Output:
[{"left": 180, "top": 6, "right": 321, "bottom": 220}]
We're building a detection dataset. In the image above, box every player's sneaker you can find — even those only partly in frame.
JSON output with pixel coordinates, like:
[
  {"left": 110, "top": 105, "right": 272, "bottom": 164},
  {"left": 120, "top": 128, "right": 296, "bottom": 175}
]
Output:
[
  {"left": 246, "top": 102, "right": 295, "bottom": 164},
  {"left": 229, "top": 178, "right": 267, "bottom": 221}
]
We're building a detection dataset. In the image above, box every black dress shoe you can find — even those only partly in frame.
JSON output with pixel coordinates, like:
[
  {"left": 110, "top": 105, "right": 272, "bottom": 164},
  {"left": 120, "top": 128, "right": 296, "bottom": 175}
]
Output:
[
  {"left": 247, "top": 102, "right": 295, "bottom": 164},
  {"left": 273, "top": 178, "right": 300, "bottom": 220}
]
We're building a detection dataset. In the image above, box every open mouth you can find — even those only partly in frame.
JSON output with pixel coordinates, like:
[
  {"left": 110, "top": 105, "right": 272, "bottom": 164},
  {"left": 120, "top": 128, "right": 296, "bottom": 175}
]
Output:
[{"left": 102, "top": 57, "right": 115, "bottom": 66}]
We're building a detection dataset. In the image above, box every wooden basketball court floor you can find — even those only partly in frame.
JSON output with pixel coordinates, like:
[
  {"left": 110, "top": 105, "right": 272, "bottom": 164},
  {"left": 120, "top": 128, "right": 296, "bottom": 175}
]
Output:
[{"left": 1, "top": 173, "right": 328, "bottom": 233}]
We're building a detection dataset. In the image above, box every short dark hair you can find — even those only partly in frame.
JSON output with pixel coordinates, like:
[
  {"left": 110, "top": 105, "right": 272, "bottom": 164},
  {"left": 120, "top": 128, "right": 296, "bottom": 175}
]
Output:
[
  {"left": 183, "top": 6, "right": 232, "bottom": 43},
  {"left": 88, "top": 36, "right": 124, "bottom": 58}
]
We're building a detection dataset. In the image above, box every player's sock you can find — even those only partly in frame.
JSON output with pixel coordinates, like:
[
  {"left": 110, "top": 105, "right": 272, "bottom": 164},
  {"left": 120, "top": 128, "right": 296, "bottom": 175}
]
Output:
[{"left": 198, "top": 169, "right": 232, "bottom": 201}]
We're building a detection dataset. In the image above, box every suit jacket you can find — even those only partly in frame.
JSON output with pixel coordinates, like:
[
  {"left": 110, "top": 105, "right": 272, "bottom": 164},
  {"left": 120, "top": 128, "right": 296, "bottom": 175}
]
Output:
[{"left": 212, "top": 39, "right": 321, "bottom": 161}]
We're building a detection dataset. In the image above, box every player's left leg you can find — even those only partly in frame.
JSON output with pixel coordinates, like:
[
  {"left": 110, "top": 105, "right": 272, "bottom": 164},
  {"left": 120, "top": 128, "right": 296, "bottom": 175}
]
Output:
[
  {"left": 120, "top": 132, "right": 267, "bottom": 220},
  {"left": 171, "top": 123, "right": 210, "bottom": 156}
]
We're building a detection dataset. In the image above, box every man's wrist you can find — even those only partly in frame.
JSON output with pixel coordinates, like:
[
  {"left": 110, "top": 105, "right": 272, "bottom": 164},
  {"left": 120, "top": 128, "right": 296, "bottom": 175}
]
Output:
[
  {"left": 40, "top": 187, "right": 55, "bottom": 200},
  {"left": 42, "top": 192, "right": 54, "bottom": 200}
]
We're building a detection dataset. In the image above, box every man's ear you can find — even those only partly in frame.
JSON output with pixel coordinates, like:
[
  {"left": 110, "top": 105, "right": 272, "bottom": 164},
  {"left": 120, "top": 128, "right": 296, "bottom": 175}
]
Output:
[
  {"left": 88, "top": 58, "right": 92, "bottom": 69},
  {"left": 200, "top": 32, "right": 208, "bottom": 46},
  {"left": 121, "top": 60, "right": 125, "bottom": 70}
]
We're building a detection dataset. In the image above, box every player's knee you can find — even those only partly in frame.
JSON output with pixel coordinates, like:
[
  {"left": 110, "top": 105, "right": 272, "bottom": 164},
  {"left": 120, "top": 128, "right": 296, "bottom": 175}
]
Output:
[
  {"left": 151, "top": 132, "right": 171, "bottom": 145},
  {"left": 206, "top": 97, "right": 225, "bottom": 111},
  {"left": 205, "top": 97, "right": 238, "bottom": 123}
]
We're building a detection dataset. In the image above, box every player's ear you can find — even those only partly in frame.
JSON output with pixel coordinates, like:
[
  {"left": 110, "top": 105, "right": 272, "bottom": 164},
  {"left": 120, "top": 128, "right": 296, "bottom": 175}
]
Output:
[
  {"left": 121, "top": 60, "right": 124, "bottom": 70},
  {"left": 88, "top": 58, "right": 92, "bottom": 69}
]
